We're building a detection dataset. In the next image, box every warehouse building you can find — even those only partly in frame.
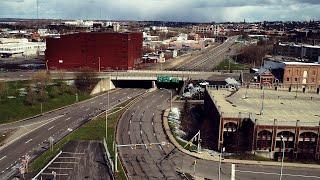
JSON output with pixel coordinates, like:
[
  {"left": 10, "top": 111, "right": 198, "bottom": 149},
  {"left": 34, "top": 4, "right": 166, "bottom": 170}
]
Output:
[
  {"left": 46, "top": 32, "right": 143, "bottom": 71},
  {"left": 255, "top": 56, "right": 320, "bottom": 92},
  {"left": 274, "top": 42, "right": 320, "bottom": 62},
  {"left": 0, "top": 38, "right": 45, "bottom": 58},
  {"left": 204, "top": 87, "right": 320, "bottom": 160}
]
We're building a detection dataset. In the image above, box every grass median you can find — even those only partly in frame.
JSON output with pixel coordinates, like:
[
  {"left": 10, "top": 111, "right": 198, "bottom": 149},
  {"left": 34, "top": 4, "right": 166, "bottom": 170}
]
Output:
[
  {"left": 30, "top": 98, "right": 136, "bottom": 180},
  {"left": 0, "top": 80, "right": 90, "bottom": 124}
]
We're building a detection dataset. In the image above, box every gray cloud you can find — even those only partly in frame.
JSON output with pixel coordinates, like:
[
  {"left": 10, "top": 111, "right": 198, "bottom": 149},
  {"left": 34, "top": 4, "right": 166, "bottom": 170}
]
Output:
[{"left": 0, "top": 0, "right": 319, "bottom": 22}]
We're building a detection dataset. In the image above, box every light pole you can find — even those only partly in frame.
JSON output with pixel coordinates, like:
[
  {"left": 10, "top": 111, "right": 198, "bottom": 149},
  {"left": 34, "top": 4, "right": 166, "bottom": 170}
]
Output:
[
  {"left": 98, "top": 57, "right": 101, "bottom": 72},
  {"left": 106, "top": 90, "right": 110, "bottom": 140},
  {"left": 218, "top": 147, "right": 225, "bottom": 180},
  {"left": 280, "top": 135, "right": 285, "bottom": 180}
]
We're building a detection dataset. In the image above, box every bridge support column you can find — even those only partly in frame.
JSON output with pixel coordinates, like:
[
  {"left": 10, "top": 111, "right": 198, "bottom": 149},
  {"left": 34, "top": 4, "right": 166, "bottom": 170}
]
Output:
[
  {"left": 90, "top": 77, "right": 115, "bottom": 95},
  {"left": 152, "top": 81, "right": 157, "bottom": 88}
]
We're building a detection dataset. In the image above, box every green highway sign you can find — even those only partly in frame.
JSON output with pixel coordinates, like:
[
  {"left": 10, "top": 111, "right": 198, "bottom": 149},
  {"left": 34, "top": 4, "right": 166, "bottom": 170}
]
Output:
[{"left": 157, "top": 76, "right": 180, "bottom": 83}]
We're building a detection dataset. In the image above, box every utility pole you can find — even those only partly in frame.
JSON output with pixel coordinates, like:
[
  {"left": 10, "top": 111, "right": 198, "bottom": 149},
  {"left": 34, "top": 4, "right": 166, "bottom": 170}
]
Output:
[
  {"left": 98, "top": 57, "right": 101, "bottom": 72},
  {"left": 106, "top": 90, "right": 109, "bottom": 140},
  {"left": 260, "top": 87, "right": 265, "bottom": 115},
  {"left": 40, "top": 102, "right": 43, "bottom": 114},
  {"left": 218, "top": 147, "right": 225, "bottom": 180},
  {"left": 280, "top": 135, "right": 285, "bottom": 180},
  {"left": 36, "top": 0, "right": 39, "bottom": 20}
]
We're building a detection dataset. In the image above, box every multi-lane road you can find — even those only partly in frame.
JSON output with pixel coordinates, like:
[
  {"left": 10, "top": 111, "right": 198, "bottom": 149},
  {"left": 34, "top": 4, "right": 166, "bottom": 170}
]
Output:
[
  {"left": 117, "top": 90, "right": 320, "bottom": 180},
  {"left": 171, "top": 36, "right": 238, "bottom": 71},
  {"left": 0, "top": 88, "right": 146, "bottom": 179}
]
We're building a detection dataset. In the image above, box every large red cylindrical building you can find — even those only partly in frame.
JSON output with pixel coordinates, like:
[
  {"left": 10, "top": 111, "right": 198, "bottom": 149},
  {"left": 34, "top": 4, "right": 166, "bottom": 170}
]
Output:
[{"left": 46, "top": 32, "right": 143, "bottom": 71}]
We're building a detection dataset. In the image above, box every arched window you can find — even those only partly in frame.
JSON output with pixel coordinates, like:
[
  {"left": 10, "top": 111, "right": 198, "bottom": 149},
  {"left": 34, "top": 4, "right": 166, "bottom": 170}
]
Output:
[{"left": 257, "top": 130, "right": 272, "bottom": 150}]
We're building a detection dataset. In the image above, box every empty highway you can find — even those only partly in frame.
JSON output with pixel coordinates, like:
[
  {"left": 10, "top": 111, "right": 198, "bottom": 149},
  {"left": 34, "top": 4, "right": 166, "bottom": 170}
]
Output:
[
  {"left": 0, "top": 88, "right": 146, "bottom": 179},
  {"left": 171, "top": 36, "right": 238, "bottom": 71},
  {"left": 117, "top": 90, "right": 320, "bottom": 180}
]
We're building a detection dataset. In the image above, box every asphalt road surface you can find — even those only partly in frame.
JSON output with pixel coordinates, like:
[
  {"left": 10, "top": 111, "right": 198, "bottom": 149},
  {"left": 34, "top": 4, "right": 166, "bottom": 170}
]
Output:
[
  {"left": 117, "top": 90, "right": 320, "bottom": 180},
  {"left": 171, "top": 36, "right": 238, "bottom": 71},
  {"left": 38, "top": 140, "right": 112, "bottom": 180},
  {"left": 0, "top": 88, "right": 146, "bottom": 179}
]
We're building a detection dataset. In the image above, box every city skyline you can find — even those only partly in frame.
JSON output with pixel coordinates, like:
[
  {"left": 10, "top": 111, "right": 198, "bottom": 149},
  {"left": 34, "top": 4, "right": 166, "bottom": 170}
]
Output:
[{"left": 0, "top": 0, "right": 320, "bottom": 22}]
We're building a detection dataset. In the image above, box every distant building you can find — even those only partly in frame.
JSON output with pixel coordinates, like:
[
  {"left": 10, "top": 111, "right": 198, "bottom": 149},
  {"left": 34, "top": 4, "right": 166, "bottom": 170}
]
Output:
[
  {"left": 46, "top": 32, "right": 143, "bottom": 71},
  {"left": 274, "top": 42, "right": 320, "bottom": 62},
  {"left": 258, "top": 57, "right": 320, "bottom": 91},
  {"left": 0, "top": 38, "right": 45, "bottom": 58},
  {"left": 192, "top": 25, "right": 221, "bottom": 36}
]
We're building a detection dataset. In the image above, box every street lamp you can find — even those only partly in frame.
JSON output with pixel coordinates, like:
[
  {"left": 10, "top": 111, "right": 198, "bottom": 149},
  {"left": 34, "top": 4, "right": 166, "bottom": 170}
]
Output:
[
  {"left": 280, "top": 135, "right": 285, "bottom": 180},
  {"left": 160, "top": 88, "right": 172, "bottom": 110},
  {"left": 218, "top": 147, "right": 225, "bottom": 180},
  {"left": 106, "top": 90, "right": 110, "bottom": 140}
]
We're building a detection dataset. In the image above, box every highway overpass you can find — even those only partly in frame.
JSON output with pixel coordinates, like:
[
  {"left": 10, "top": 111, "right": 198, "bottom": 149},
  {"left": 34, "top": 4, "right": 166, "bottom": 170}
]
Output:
[{"left": 0, "top": 70, "right": 241, "bottom": 82}]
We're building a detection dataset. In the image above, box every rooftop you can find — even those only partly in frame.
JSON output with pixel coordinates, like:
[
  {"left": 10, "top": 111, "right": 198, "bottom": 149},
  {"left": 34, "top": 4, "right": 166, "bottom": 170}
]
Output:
[{"left": 208, "top": 88, "right": 320, "bottom": 126}]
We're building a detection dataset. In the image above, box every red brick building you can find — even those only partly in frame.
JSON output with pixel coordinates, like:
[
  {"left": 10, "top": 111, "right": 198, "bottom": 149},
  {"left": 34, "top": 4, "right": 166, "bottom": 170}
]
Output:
[
  {"left": 205, "top": 87, "right": 320, "bottom": 160},
  {"left": 46, "top": 32, "right": 143, "bottom": 71}
]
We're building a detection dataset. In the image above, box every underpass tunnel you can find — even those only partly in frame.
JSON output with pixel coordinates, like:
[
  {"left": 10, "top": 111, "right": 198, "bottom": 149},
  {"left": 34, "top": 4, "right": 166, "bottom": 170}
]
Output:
[{"left": 111, "top": 79, "right": 184, "bottom": 91}]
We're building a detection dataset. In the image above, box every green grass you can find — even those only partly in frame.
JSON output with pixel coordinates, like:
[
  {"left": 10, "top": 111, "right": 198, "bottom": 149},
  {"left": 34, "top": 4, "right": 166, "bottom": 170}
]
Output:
[
  {"left": 214, "top": 59, "right": 247, "bottom": 71},
  {"left": 30, "top": 98, "right": 134, "bottom": 179},
  {"left": 0, "top": 81, "right": 90, "bottom": 124},
  {"left": 169, "top": 121, "right": 198, "bottom": 152}
]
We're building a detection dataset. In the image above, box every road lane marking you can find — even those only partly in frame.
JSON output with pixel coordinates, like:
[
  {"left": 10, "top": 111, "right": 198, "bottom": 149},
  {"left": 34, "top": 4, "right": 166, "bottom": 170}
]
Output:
[
  {"left": 85, "top": 108, "right": 90, "bottom": 111},
  {"left": 48, "top": 126, "right": 55, "bottom": 130},
  {"left": 25, "top": 139, "right": 33, "bottom": 144},
  {"left": 236, "top": 170, "right": 320, "bottom": 179},
  {"left": 0, "top": 115, "right": 64, "bottom": 151},
  {"left": 0, "top": 156, "right": 6, "bottom": 161},
  {"left": 65, "top": 117, "right": 71, "bottom": 121}
]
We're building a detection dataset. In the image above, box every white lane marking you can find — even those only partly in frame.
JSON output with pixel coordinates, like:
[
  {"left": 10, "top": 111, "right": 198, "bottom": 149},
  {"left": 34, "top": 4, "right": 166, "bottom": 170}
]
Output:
[
  {"left": 48, "top": 126, "right": 55, "bottom": 130},
  {"left": 91, "top": 101, "right": 95, "bottom": 104},
  {"left": 128, "top": 131, "right": 130, "bottom": 135},
  {"left": 0, "top": 115, "right": 64, "bottom": 151},
  {"left": 0, "top": 156, "right": 6, "bottom": 161},
  {"left": 140, "top": 130, "right": 143, "bottom": 135},
  {"left": 236, "top": 170, "right": 320, "bottom": 179},
  {"left": 152, "top": 122, "right": 154, "bottom": 126},
  {"left": 25, "top": 139, "right": 33, "bottom": 144},
  {"left": 85, "top": 108, "right": 90, "bottom": 111},
  {"left": 130, "top": 120, "right": 132, "bottom": 124},
  {"left": 66, "top": 117, "right": 71, "bottom": 121},
  {"left": 99, "top": 102, "right": 103, "bottom": 105}
]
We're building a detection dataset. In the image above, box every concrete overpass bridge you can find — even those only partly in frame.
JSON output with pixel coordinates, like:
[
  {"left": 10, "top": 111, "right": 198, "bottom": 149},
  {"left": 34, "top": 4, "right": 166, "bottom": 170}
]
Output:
[{"left": 0, "top": 70, "right": 240, "bottom": 82}]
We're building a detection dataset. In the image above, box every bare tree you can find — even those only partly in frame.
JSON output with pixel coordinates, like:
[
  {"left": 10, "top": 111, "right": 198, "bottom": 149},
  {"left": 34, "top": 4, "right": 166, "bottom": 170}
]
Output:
[
  {"left": 74, "top": 68, "right": 98, "bottom": 92},
  {"left": 31, "top": 70, "right": 52, "bottom": 102},
  {"left": 0, "top": 81, "right": 6, "bottom": 101}
]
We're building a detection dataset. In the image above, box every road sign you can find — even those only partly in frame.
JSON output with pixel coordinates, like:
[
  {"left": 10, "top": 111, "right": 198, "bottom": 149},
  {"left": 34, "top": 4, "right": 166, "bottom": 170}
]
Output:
[{"left": 157, "top": 76, "right": 180, "bottom": 83}]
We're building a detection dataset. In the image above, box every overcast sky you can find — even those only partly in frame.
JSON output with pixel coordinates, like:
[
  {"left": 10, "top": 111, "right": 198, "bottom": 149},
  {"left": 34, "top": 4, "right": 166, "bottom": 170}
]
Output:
[{"left": 0, "top": 0, "right": 319, "bottom": 22}]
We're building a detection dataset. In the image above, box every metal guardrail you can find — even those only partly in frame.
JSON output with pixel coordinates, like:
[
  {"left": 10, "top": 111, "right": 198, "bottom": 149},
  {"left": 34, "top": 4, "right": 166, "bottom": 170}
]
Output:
[{"left": 103, "top": 138, "right": 115, "bottom": 180}]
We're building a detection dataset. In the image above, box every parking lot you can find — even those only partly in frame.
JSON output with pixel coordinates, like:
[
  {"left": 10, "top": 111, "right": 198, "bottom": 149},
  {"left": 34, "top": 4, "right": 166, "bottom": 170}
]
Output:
[{"left": 37, "top": 140, "right": 112, "bottom": 180}]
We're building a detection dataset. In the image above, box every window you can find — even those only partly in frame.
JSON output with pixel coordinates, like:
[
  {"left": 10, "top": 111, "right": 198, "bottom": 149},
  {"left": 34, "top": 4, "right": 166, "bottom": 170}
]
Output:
[
  {"left": 287, "top": 77, "right": 290, "bottom": 81},
  {"left": 295, "top": 78, "right": 298, "bottom": 82}
]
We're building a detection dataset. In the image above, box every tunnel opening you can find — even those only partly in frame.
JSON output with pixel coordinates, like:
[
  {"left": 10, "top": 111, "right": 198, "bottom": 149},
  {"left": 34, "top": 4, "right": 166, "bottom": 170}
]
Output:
[{"left": 112, "top": 80, "right": 184, "bottom": 90}]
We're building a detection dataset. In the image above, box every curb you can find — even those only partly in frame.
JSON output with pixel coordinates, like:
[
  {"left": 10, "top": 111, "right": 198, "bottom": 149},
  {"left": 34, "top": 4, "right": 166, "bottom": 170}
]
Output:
[
  {"left": 115, "top": 88, "right": 156, "bottom": 179},
  {"left": 162, "top": 109, "right": 320, "bottom": 169}
]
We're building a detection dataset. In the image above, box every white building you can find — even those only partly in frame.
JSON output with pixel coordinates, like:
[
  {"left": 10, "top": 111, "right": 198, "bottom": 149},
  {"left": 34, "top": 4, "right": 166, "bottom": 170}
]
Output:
[
  {"left": 192, "top": 25, "right": 221, "bottom": 36},
  {"left": 0, "top": 38, "right": 46, "bottom": 58}
]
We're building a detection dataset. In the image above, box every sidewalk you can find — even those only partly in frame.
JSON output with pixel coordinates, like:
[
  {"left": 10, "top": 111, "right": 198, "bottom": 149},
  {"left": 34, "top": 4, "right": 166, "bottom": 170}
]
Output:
[{"left": 162, "top": 109, "right": 320, "bottom": 169}]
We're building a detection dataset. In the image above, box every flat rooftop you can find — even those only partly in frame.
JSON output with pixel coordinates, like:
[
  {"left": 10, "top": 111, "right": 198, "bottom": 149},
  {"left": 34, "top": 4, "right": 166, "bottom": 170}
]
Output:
[{"left": 208, "top": 88, "right": 320, "bottom": 126}]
